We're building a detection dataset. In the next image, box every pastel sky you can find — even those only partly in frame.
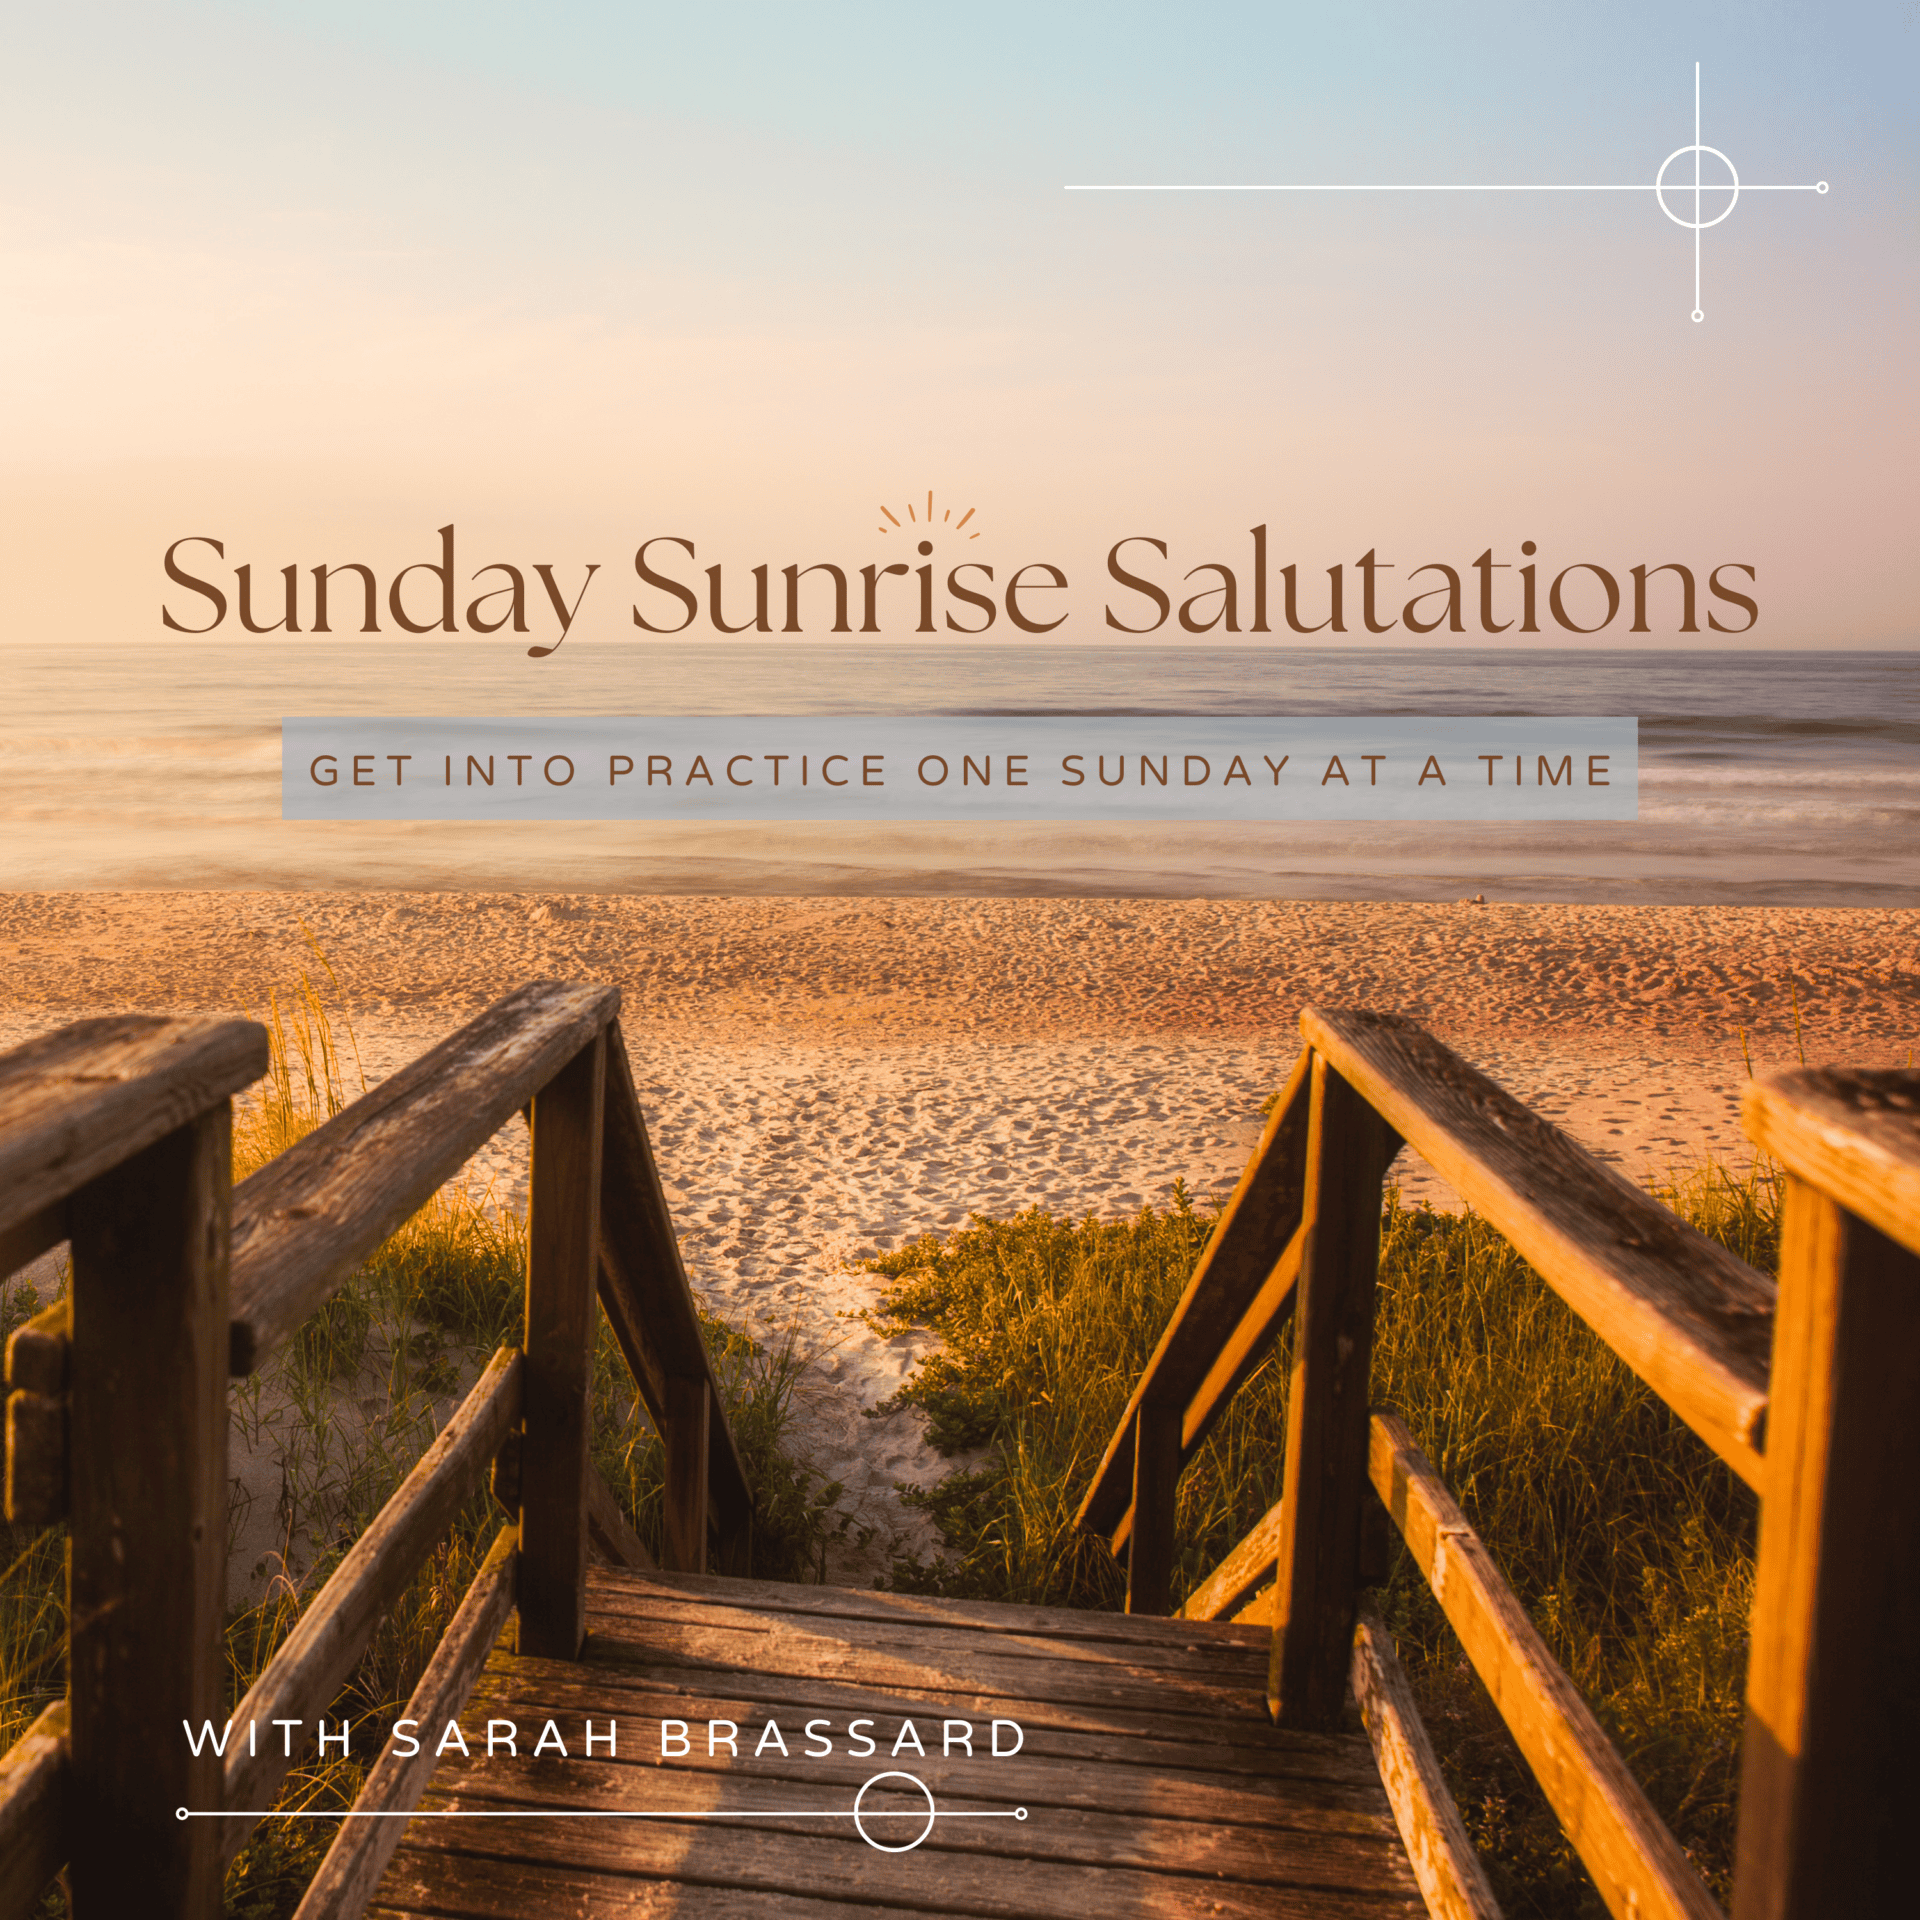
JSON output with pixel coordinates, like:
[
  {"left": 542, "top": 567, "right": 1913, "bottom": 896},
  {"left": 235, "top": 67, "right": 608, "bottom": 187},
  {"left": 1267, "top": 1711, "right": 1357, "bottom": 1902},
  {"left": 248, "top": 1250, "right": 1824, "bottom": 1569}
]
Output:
[{"left": 1, "top": 1, "right": 1912, "bottom": 645}]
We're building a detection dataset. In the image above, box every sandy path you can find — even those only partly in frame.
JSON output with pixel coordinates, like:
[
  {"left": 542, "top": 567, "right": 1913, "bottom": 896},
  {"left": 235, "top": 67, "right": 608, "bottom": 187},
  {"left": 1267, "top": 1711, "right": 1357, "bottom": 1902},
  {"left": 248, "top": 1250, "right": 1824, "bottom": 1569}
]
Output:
[{"left": 2, "top": 893, "right": 1914, "bottom": 1581}]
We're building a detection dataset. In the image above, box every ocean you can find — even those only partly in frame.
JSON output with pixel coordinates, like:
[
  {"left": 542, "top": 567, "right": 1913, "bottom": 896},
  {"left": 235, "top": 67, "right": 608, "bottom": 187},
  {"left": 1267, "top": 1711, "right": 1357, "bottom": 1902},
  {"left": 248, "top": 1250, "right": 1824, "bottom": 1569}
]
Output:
[{"left": 2, "top": 643, "right": 1914, "bottom": 903}]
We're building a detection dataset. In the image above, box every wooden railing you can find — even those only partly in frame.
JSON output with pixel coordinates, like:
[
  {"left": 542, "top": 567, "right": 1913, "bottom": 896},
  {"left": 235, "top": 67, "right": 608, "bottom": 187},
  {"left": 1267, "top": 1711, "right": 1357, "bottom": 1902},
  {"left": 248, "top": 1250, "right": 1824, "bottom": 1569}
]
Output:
[
  {"left": 1076, "top": 1006, "right": 1919, "bottom": 1920},
  {"left": 0, "top": 982, "right": 752, "bottom": 1918}
]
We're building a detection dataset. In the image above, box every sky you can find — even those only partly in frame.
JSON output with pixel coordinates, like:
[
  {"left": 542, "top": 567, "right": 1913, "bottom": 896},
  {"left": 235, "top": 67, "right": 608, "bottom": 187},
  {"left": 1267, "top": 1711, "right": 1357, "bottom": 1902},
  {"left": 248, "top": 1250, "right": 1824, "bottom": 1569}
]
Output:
[{"left": 1, "top": 1, "right": 1912, "bottom": 646}]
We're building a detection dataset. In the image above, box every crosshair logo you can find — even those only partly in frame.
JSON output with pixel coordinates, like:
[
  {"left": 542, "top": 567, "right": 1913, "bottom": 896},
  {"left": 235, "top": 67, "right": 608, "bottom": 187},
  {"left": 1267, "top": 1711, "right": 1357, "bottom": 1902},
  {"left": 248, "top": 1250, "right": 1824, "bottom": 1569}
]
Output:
[
  {"left": 1068, "top": 63, "right": 1828, "bottom": 323},
  {"left": 852, "top": 1771, "right": 1029, "bottom": 1852},
  {"left": 1656, "top": 144, "right": 1743, "bottom": 234}
]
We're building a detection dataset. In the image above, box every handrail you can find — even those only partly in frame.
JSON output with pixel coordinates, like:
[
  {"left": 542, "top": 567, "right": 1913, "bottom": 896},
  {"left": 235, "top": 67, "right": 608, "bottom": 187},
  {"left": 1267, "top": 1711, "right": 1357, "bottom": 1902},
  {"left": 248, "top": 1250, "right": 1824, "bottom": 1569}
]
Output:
[
  {"left": 6, "top": 996, "right": 748, "bottom": 1562},
  {"left": 220, "top": 1346, "right": 524, "bottom": 1851},
  {"left": 228, "top": 981, "right": 618, "bottom": 1372},
  {"left": 1304, "top": 1008, "right": 1774, "bottom": 1488},
  {"left": 290, "top": 1525, "right": 521, "bottom": 1920},
  {"left": 596, "top": 1032, "right": 754, "bottom": 1566},
  {"left": 1369, "top": 1413, "right": 1720, "bottom": 1920},
  {"left": 1079, "top": 1003, "right": 1920, "bottom": 1920},
  {"left": 0, "top": 1703, "right": 66, "bottom": 1909},
  {"left": 0, "top": 1012, "right": 266, "bottom": 1917},
  {"left": 0, "top": 982, "right": 757, "bottom": 1917},
  {"left": 1742, "top": 1066, "right": 1920, "bottom": 1258},
  {"left": 0, "top": 1014, "right": 269, "bottom": 1239},
  {"left": 1178, "top": 1492, "right": 1286, "bottom": 1624},
  {"left": 1350, "top": 1601, "right": 1501, "bottom": 1920},
  {"left": 1075, "top": 1046, "right": 1313, "bottom": 1559},
  {"left": 1731, "top": 1066, "right": 1920, "bottom": 1916}
]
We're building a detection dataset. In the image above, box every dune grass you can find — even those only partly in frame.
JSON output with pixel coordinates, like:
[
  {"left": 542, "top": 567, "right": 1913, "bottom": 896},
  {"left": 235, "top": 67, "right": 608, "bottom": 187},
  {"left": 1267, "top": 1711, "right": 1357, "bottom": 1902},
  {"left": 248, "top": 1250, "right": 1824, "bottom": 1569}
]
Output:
[
  {"left": 864, "top": 1160, "right": 1777, "bottom": 1918},
  {"left": 0, "top": 965, "right": 842, "bottom": 1918}
]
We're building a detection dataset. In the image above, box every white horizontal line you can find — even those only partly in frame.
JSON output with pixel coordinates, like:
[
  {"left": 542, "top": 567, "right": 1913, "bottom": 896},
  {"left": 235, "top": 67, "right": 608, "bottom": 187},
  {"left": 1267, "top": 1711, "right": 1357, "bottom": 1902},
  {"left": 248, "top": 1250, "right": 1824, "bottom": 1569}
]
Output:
[
  {"left": 1063, "top": 183, "right": 1824, "bottom": 192},
  {"left": 188, "top": 1807, "right": 1027, "bottom": 1821}
]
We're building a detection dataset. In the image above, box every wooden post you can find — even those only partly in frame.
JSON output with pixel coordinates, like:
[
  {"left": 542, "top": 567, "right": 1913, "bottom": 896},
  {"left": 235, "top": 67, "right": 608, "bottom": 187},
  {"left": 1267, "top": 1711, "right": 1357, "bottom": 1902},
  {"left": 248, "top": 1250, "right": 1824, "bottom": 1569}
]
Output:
[
  {"left": 1732, "top": 1176, "right": 1920, "bottom": 1919},
  {"left": 1268, "top": 1054, "right": 1398, "bottom": 1729},
  {"left": 710, "top": 1457, "right": 754, "bottom": 1578},
  {"left": 662, "top": 1376, "right": 710, "bottom": 1574},
  {"left": 1125, "top": 1402, "right": 1181, "bottom": 1615},
  {"left": 518, "top": 1033, "right": 605, "bottom": 1658},
  {"left": 66, "top": 1106, "right": 233, "bottom": 1917}
]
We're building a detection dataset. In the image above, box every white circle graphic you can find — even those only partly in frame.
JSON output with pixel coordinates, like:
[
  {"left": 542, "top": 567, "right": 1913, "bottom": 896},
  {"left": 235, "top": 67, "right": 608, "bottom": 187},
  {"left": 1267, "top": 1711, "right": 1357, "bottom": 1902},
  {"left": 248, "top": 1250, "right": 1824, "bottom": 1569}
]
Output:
[
  {"left": 1655, "top": 144, "right": 1741, "bottom": 230},
  {"left": 852, "top": 1772, "right": 939, "bottom": 1853}
]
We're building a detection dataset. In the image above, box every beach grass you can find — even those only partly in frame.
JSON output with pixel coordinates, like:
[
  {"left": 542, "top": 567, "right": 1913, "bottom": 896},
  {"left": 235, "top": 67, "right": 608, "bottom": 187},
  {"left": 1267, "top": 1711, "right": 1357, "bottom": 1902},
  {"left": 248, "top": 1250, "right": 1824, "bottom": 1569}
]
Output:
[
  {"left": 864, "top": 1163, "right": 1774, "bottom": 1917},
  {"left": 0, "top": 969, "right": 842, "bottom": 1918}
]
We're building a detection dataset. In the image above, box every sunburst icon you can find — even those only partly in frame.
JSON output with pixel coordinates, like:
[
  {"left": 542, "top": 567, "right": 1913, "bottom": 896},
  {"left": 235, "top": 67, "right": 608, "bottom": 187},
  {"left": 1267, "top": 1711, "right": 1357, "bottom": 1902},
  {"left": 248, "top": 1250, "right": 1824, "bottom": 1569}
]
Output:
[{"left": 878, "top": 492, "right": 981, "bottom": 540}]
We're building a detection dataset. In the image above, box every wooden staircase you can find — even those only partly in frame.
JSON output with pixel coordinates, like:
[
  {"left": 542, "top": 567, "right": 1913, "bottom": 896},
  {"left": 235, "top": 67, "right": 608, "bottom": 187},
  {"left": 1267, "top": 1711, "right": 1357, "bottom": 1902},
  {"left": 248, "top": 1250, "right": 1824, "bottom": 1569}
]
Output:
[
  {"left": 368, "top": 1566, "right": 1424, "bottom": 1919},
  {"left": 2, "top": 986, "right": 1916, "bottom": 1919}
]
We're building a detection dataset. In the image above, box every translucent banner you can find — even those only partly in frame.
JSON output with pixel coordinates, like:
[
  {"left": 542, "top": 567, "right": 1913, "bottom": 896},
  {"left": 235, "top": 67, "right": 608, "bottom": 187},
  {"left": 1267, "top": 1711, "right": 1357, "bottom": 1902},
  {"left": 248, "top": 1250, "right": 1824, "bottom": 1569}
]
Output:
[{"left": 282, "top": 716, "right": 1637, "bottom": 821}]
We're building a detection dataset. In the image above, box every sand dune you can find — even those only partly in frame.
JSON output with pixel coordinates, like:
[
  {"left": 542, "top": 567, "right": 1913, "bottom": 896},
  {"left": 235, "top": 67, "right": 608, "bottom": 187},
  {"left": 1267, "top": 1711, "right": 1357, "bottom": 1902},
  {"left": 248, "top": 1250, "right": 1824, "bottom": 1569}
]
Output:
[{"left": 2, "top": 892, "right": 1913, "bottom": 1578}]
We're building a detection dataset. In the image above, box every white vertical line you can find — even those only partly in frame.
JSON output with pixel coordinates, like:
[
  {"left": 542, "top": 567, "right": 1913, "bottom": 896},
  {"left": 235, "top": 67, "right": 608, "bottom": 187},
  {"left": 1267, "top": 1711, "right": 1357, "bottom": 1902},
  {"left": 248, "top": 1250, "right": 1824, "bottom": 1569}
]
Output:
[{"left": 1694, "top": 63, "right": 1703, "bottom": 318}]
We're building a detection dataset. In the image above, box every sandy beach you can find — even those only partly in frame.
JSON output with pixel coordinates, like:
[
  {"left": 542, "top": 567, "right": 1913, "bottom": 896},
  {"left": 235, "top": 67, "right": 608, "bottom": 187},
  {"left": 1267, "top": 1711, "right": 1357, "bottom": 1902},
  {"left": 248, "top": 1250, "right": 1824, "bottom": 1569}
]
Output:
[{"left": 3, "top": 892, "right": 1914, "bottom": 1578}]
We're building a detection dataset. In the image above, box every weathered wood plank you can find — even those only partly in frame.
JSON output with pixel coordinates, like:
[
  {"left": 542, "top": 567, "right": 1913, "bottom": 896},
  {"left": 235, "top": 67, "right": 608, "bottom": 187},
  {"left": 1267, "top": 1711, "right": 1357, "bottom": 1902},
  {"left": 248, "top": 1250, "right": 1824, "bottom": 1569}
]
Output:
[
  {"left": 291, "top": 1526, "right": 518, "bottom": 1920},
  {"left": 586, "top": 1462, "right": 655, "bottom": 1570},
  {"left": 0, "top": 1699, "right": 67, "bottom": 1920},
  {"left": 0, "top": 1203, "right": 63, "bottom": 1289},
  {"left": 1269, "top": 1056, "right": 1400, "bottom": 1730},
  {"left": 379, "top": 1811, "right": 1421, "bottom": 1920},
  {"left": 0, "top": 1015, "right": 266, "bottom": 1238},
  {"left": 1179, "top": 1221, "right": 1304, "bottom": 1453},
  {"left": 5, "top": 1298, "right": 72, "bottom": 1527},
  {"left": 1182, "top": 1493, "right": 1286, "bottom": 1623},
  {"left": 519, "top": 1032, "right": 603, "bottom": 1659},
  {"left": 596, "top": 1030, "right": 711, "bottom": 1384},
  {"left": 1109, "top": 1228, "right": 1305, "bottom": 1560},
  {"left": 597, "top": 1028, "right": 754, "bottom": 1557},
  {"left": 1742, "top": 1068, "right": 1920, "bottom": 1261},
  {"left": 370, "top": 1884, "right": 968, "bottom": 1920},
  {"left": 448, "top": 1663, "right": 1395, "bottom": 1831},
  {"left": 1126, "top": 1401, "right": 1181, "bottom": 1614},
  {"left": 1731, "top": 1173, "right": 1920, "bottom": 1920},
  {"left": 3, "top": 1387, "right": 65, "bottom": 1528},
  {"left": 222, "top": 1346, "right": 523, "bottom": 1848},
  {"left": 1351, "top": 1600, "right": 1503, "bottom": 1920},
  {"left": 228, "top": 981, "right": 618, "bottom": 1372},
  {"left": 595, "top": 1564, "right": 1274, "bottom": 1655},
  {"left": 565, "top": 1606, "right": 1272, "bottom": 1724},
  {"left": 1077, "top": 1047, "right": 1313, "bottom": 1539},
  {"left": 4, "top": 1297, "right": 68, "bottom": 1396},
  {"left": 1230, "top": 1584, "right": 1278, "bottom": 1627},
  {"left": 580, "top": 1581, "right": 1272, "bottom": 1687},
  {"left": 68, "top": 1106, "right": 232, "bottom": 1917},
  {"left": 477, "top": 1637, "right": 1381, "bottom": 1780},
  {"left": 661, "top": 1374, "right": 710, "bottom": 1575},
  {"left": 1370, "top": 1411, "right": 1719, "bottom": 1920},
  {"left": 488, "top": 1425, "right": 520, "bottom": 1517},
  {"left": 390, "top": 1758, "right": 1417, "bottom": 1896},
  {"left": 1305, "top": 1007, "right": 1774, "bottom": 1487}
]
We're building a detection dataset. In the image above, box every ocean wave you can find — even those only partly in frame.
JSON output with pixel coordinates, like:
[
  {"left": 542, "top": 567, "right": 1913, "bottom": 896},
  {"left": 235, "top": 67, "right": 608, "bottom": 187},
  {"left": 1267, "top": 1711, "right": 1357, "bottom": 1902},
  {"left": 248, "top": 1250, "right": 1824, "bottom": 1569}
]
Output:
[{"left": 1640, "top": 765, "right": 1920, "bottom": 790}]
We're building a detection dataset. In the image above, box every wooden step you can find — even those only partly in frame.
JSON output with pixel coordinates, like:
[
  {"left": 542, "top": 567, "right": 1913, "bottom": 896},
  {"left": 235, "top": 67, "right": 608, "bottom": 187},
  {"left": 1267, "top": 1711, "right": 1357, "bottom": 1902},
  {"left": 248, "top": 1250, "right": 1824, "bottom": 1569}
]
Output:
[{"left": 369, "top": 1566, "right": 1424, "bottom": 1919}]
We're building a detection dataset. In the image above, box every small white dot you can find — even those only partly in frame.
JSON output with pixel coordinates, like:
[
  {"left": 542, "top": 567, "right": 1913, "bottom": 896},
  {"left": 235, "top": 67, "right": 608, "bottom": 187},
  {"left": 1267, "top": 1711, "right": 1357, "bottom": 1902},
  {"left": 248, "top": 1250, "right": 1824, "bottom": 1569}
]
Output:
[
  {"left": 1691, "top": 310, "right": 1705, "bottom": 323},
  {"left": 1816, "top": 181, "right": 1829, "bottom": 193}
]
